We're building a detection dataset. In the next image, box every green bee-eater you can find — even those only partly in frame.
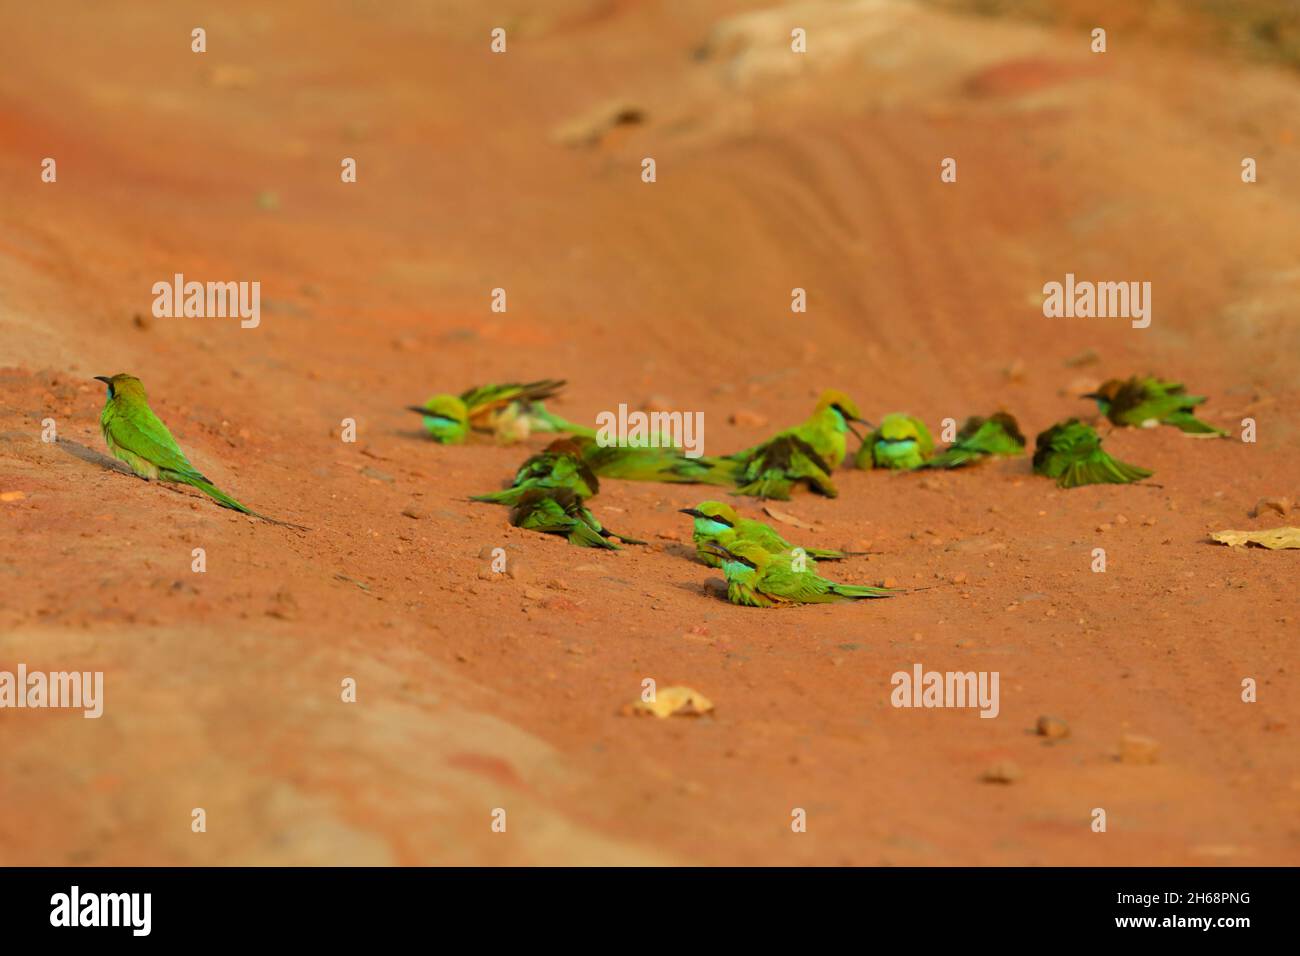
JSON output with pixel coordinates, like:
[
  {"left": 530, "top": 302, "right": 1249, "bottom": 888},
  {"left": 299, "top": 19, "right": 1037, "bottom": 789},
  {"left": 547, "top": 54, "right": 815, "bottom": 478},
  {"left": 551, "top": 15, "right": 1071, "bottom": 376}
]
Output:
[
  {"left": 406, "top": 379, "right": 592, "bottom": 444},
  {"left": 94, "top": 374, "right": 302, "bottom": 526},
  {"left": 855, "top": 413, "right": 933, "bottom": 470},
  {"left": 509, "top": 488, "right": 644, "bottom": 549},
  {"left": 574, "top": 436, "right": 738, "bottom": 486},
  {"left": 680, "top": 500, "right": 855, "bottom": 568},
  {"left": 921, "top": 412, "right": 1026, "bottom": 469},
  {"left": 1033, "top": 418, "right": 1152, "bottom": 488},
  {"left": 703, "top": 539, "right": 895, "bottom": 608},
  {"left": 471, "top": 438, "right": 600, "bottom": 506},
  {"left": 1083, "top": 376, "right": 1227, "bottom": 436},
  {"left": 728, "top": 389, "right": 872, "bottom": 499}
]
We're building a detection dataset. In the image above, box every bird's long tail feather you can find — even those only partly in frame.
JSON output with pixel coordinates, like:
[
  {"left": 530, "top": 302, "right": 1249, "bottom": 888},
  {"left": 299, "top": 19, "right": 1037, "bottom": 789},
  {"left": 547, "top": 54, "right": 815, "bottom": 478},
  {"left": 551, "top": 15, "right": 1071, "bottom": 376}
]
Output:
[
  {"left": 831, "top": 583, "right": 896, "bottom": 599},
  {"left": 567, "top": 521, "right": 620, "bottom": 549},
  {"left": 1166, "top": 411, "right": 1227, "bottom": 437},
  {"left": 805, "top": 547, "right": 860, "bottom": 560},
  {"left": 470, "top": 487, "right": 523, "bottom": 506},
  {"left": 921, "top": 448, "right": 983, "bottom": 470},
  {"left": 184, "top": 476, "right": 309, "bottom": 529}
]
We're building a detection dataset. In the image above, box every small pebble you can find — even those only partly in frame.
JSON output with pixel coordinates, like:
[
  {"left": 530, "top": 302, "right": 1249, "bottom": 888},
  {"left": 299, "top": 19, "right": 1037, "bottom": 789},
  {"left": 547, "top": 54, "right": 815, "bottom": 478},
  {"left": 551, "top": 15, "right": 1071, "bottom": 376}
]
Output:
[
  {"left": 982, "top": 761, "right": 1021, "bottom": 784},
  {"left": 1118, "top": 734, "right": 1159, "bottom": 765},
  {"left": 1036, "top": 715, "right": 1070, "bottom": 739}
]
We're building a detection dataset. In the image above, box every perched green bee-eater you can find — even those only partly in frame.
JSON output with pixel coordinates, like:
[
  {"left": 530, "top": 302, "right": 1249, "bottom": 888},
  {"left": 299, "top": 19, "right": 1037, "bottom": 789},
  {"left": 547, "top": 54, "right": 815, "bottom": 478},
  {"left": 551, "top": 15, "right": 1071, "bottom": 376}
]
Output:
[
  {"left": 407, "top": 379, "right": 591, "bottom": 444},
  {"left": 680, "top": 500, "right": 855, "bottom": 568},
  {"left": 1083, "top": 376, "right": 1226, "bottom": 436},
  {"left": 922, "top": 412, "right": 1026, "bottom": 469},
  {"left": 1033, "top": 418, "right": 1152, "bottom": 488},
  {"left": 509, "top": 488, "right": 643, "bottom": 550},
  {"left": 94, "top": 374, "right": 301, "bottom": 526},
  {"left": 704, "top": 539, "right": 895, "bottom": 608},
  {"left": 856, "top": 413, "right": 933, "bottom": 470},
  {"left": 728, "top": 389, "right": 872, "bottom": 499},
  {"left": 471, "top": 438, "right": 600, "bottom": 506}
]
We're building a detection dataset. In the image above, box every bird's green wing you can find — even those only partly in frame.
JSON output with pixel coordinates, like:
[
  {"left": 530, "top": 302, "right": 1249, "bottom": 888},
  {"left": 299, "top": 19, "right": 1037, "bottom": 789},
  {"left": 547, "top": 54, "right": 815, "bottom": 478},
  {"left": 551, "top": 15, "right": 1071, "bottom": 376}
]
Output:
[
  {"left": 733, "top": 435, "right": 836, "bottom": 499},
  {"left": 460, "top": 380, "right": 566, "bottom": 415},
  {"left": 1164, "top": 410, "right": 1226, "bottom": 436},
  {"left": 511, "top": 493, "right": 618, "bottom": 548},
  {"left": 106, "top": 404, "right": 202, "bottom": 480},
  {"left": 1058, "top": 450, "right": 1153, "bottom": 488},
  {"left": 736, "top": 519, "right": 792, "bottom": 553},
  {"left": 760, "top": 561, "right": 838, "bottom": 603},
  {"left": 924, "top": 414, "right": 1025, "bottom": 469},
  {"left": 728, "top": 579, "right": 780, "bottom": 608}
]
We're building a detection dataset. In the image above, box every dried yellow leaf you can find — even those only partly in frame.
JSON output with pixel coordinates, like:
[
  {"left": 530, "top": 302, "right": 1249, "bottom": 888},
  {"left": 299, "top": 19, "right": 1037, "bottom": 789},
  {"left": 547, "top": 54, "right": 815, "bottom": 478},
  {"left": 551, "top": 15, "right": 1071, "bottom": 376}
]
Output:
[
  {"left": 763, "top": 505, "right": 817, "bottom": 531},
  {"left": 631, "top": 686, "right": 714, "bottom": 719},
  {"left": 1210, "top": 527, "right": 1300, "bottom": 550}
]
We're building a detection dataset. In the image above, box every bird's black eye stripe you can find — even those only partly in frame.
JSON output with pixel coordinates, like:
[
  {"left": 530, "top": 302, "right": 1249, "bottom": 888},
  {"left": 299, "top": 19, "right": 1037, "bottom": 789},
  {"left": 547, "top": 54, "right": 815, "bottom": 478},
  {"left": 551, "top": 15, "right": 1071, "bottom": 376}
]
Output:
[
  {"left": 424, "top": 412, "right": 458, "bottom": 423},
  {"left": 714, "top": 515, "right": 734, "bottom": 528}
]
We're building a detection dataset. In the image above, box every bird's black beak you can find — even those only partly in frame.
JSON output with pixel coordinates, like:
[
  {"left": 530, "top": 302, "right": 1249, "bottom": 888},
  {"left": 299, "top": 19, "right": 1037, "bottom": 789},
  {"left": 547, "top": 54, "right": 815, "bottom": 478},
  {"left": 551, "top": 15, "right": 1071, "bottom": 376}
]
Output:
[
  {"left": 679, "top": 508, "right": 706, "bottom": 519},
  {"left": 94, "top": 376, "right": 113, "bottom": 386},
  {"left": 1080, "top": 392, "right": 1101, "bottom": 401}
]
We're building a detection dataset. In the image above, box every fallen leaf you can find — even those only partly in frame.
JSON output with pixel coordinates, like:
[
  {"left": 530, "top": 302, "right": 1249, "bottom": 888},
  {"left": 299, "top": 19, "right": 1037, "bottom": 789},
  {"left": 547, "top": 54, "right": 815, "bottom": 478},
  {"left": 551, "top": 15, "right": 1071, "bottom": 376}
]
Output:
[
  {"left": 0, "top": 491, "right": 26, "bottom": 502},
  {"left": 630, "top": 686, "right": 713, "bottom": 719},
  {"left": 1210, "top": 527, "right": 1300, "bottom": 550},
  {"left": 763, "top": 505, "right": 817, "bottom": 531}
]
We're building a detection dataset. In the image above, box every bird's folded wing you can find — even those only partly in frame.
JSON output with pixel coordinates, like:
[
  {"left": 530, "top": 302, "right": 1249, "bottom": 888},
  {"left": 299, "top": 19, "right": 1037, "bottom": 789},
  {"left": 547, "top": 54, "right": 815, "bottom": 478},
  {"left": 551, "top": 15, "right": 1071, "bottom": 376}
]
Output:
[
  {"left": 106, "top": 411, "right": 201, "bottom": 480},
  {"left": 461, "top": 379, "right": 565, "bottom": 413},
  {"left": 764, "top": 562, "right": 832, "bottom": 602}
]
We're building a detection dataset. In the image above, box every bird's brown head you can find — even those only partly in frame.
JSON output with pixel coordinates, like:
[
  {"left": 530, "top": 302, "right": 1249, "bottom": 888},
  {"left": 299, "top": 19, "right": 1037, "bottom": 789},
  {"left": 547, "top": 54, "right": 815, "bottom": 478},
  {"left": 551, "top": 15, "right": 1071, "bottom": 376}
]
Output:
[
  {"left": 1082, "top": 379, "right": 1124, "bottom": 403},
  {"left": 543, "top": 437, "right": 585, "bottom": 457},
  {"left": 94, "top": 373, "right": 144, "bottom": 402}
]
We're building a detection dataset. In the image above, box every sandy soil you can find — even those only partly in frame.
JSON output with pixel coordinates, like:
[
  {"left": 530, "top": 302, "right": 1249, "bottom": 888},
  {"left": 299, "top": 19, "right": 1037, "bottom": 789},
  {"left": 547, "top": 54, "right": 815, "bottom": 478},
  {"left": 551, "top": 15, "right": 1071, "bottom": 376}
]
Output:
[{"left": 1, "top": 0, "right": 1298, "bottom": 865}]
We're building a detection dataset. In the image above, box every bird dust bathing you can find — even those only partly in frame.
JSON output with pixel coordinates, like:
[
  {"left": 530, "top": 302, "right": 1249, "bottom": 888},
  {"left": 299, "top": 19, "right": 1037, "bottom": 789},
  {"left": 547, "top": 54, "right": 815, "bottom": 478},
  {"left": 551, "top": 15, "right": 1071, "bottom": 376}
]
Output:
[{"left": 2, "top": 0, "right": 1298, "bottom": 878}]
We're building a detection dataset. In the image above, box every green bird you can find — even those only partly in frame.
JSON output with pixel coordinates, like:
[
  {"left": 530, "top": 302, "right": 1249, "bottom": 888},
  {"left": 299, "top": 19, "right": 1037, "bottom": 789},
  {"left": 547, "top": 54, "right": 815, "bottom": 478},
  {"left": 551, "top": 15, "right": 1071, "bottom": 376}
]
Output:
[
  {"left": 856, "top": 413, "right": 934, "bottom": 470},
  {"left": 679, "top": 500, "right": 856, "bottom": 568},
  {"left": 471, "top": 438, "right": 600, "bottom": 506},
  {"left": 728, "top": 389, "right": 872, "bottom": 499},
  {"left": 574, "top": 437, "right": 739, "bottom": 486},
  {"left": 703, "top": 539, "right": 896, "bottom": 608},
  {"left": 508, "top": 488, "right": 644, "bottom": 550},
  {"left": 921, "top": 412, "right": 1026, "bottom": 470},
  {"left": 1083, "top": 376, "right": 1227, "bottom": 436},
  {"left": 94, "top": 374, "right": 302, "bottom": 527},
  {"left": 406, "top": 379, "right": 591, "bottom": 444},
  {"left": 1033, "top": 418, "right": 1153, "bottom": 488}
]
